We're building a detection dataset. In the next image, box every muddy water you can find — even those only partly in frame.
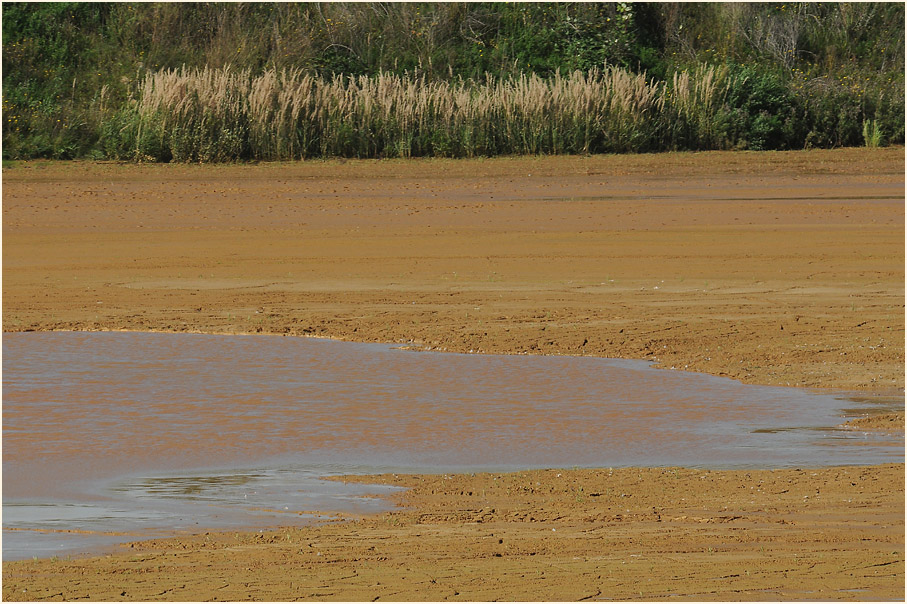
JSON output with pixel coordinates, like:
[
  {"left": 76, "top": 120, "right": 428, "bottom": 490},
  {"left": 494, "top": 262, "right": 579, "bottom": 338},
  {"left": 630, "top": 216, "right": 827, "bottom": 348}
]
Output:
[{"left": 3, "top": 332, "right": 902, "bottom": 560}]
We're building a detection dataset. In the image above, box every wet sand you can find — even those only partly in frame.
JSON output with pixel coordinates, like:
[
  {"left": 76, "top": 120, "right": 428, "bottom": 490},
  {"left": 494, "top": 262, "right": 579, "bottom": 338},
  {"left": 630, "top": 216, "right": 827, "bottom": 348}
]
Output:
[{"left": 2, "top": 148, "right": 904, "bottom": 599}]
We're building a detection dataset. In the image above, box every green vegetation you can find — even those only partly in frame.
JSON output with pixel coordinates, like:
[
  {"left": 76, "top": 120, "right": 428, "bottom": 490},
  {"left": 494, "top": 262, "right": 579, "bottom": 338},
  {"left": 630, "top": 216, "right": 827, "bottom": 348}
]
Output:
[
  {"left": 3, "top": 2, "right": 904, "bottom": 161},
  {"left": 863, "top": 119, "right": 883, "bottom": 148}
]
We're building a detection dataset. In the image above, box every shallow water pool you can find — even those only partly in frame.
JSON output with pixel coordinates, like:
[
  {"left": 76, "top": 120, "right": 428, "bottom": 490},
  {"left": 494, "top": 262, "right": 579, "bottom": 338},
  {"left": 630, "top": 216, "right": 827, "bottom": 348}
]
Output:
[{"left": 3, "top": 331, "right": 901, "bottom": 560}]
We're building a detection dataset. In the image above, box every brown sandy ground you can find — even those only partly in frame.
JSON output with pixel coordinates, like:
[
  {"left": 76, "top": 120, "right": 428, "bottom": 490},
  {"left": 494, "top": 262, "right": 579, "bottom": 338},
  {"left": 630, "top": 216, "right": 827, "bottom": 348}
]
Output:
[
  {"left": 844, "top": 413, "right": 904, "bottom": 431},
  {"left": 2, "top": 148, "right": 904, "bottom": 394},
  {"left": 3, "top": 464, "right": 903, "bottom": 601},
  {"left": 2, "top": 148, "right": 904, "bottom": 599}
]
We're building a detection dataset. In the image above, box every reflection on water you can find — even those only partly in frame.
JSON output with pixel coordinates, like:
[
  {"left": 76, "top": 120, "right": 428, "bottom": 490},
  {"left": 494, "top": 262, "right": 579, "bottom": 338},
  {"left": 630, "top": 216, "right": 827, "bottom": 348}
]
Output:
[
  {"left": 3, "top": 331, "right": 902, "bottom": 560},
  {"left": 126, "top": 473, "right": 264, "bottom": 501}
]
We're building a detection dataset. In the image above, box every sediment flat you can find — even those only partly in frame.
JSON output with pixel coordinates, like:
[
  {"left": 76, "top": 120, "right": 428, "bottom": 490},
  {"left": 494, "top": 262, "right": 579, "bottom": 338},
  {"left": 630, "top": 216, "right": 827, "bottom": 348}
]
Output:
[{"left": 2, "top": 148, "right": 904, "bottom": 600}]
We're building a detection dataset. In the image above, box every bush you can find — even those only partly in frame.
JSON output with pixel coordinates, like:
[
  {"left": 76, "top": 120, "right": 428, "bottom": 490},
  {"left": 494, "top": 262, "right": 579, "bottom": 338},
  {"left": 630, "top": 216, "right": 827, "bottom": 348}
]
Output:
[{"left": 3, "top": 3, "right": 903, "bottom": 160}]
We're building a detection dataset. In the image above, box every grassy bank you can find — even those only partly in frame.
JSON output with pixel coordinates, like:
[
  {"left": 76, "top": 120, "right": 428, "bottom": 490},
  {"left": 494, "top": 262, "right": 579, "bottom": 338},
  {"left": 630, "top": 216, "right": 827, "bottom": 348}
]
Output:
[{"left": 3, "top": 2, "right": 904, "bottom": 160}]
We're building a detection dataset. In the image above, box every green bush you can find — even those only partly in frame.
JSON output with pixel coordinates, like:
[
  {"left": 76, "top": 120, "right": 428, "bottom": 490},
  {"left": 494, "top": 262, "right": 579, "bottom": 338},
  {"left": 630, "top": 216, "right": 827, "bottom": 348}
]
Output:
[{"left": 3, "top": 2, "right": 903, "bottom": 160}]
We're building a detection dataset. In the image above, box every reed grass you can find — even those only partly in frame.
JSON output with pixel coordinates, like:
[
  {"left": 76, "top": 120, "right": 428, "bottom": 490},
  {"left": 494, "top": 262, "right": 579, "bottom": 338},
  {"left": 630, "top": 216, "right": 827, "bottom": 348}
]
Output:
[
  {"left": 862, "top": 119, "right": 883, "bottom": 148},
  {"left": 665, "top": 64, "right": 730, "bottom": 149},
  {"left": 110, "top": 64, "right": 754, "bottom": 161}
]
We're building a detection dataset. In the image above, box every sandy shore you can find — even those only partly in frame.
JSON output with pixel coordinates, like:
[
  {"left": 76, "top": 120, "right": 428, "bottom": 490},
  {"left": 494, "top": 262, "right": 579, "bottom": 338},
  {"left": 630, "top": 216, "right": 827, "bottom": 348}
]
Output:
[
  {"left": 2, "top": 148, "right": 904, "bottom": 599},
  {"left": 3, "top": 464, "right": 904, "bottom": 601}
]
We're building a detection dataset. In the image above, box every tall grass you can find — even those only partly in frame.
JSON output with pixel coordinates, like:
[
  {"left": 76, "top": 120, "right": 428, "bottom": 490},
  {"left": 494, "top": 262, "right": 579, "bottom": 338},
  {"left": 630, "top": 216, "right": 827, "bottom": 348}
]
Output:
[
  {"left": 665, "top": 64, "right": 730, "bottom": 149},
  {"left": 862, "top": 119, "right": 883, "bottom": 148},
  {"left": 5, "top": 3, "right": 902, "bottom": 160},
  {"left": 101, "top": 61, "right": 897, "bottom": 162},
  {"left": 110, "top": 64, "right": 749, "bottom": 161}
]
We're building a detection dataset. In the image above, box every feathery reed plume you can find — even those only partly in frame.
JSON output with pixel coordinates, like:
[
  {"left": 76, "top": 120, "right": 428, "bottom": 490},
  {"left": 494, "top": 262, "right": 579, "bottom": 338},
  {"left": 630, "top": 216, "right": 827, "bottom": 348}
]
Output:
[
  {"left": 667, "top": 64, "right": 730, "bottom": 149},
  {"left": 121, "top": 64, "right": 739, "bottom": 161}
]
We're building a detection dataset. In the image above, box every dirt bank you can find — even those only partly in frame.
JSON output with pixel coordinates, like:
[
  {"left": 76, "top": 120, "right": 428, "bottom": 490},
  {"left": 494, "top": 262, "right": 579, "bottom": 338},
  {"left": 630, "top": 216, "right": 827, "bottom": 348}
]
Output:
[{"left": 2, "top": 148, "right": 904, "bottom": 599}]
